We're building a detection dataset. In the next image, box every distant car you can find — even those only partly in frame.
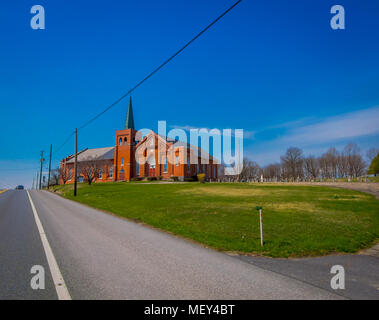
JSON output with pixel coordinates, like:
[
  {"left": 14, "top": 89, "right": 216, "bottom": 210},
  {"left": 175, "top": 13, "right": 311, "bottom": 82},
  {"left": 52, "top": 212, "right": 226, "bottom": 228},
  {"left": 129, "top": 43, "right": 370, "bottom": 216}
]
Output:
[{"left": 15, "top": 185, "right": 24, "bottom": 190}]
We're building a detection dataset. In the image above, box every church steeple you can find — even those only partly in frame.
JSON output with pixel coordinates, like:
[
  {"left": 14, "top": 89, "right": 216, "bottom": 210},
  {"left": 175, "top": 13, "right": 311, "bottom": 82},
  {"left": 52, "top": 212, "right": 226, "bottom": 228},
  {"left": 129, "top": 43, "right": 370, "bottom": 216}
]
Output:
[{"left": 125, "top": 96, "right": 135, "bottom": 130}]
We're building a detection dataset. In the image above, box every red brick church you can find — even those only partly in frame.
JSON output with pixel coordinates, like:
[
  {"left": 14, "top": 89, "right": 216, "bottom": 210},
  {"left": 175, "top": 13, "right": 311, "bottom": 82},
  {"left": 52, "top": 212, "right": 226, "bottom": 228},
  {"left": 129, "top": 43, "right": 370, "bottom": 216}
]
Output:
[{"left": 60, "top": 98, "right": 218, "bottom": 183}]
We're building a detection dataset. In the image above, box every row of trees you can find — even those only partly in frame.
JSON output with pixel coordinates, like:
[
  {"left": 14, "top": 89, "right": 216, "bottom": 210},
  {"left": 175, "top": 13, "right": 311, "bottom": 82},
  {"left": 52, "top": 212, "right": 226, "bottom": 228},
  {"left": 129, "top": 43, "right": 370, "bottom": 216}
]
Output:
[
  {"left": 266, "top": 143, "right": 367, "bottom": 181},
  {"left": 48, "top": 144, "right": 378, "bottom": 185},
  {"left": 221, "top": 143, "right": 378, "bottom": 182},
  {"left": 49, "top": 157, "right": 107, "bottom": 186}
]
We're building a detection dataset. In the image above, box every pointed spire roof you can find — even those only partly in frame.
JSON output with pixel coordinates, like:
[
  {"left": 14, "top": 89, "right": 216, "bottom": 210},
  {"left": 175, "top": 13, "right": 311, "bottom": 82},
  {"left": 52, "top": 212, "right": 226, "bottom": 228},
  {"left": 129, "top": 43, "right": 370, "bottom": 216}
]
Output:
[{"left": 125, "top": 96, "right": 135, "bottom": 130}]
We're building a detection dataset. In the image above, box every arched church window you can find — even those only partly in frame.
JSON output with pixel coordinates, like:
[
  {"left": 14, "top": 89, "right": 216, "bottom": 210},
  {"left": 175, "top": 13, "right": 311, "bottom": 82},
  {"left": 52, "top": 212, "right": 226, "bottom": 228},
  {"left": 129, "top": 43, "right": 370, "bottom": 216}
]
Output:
[
  {"left": 121, "top": 157, "right": 124, "bottom": 166},
  {"left": 148, "top": 155, "right": 156, "bottom": 168},
  {"left": 124, "top": 137, "right": 127, "bottom": 145},
  {"left": 119, "top": 137, "right": 122, "bottom": 146},
  {"left": 163, "top": 157, "right": 168, "bottom": 173}
]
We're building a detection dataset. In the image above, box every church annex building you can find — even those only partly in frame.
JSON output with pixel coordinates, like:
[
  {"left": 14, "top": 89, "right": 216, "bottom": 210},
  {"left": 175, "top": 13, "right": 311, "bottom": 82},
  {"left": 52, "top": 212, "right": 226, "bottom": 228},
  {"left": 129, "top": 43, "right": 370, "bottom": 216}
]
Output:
[{"left": 60, "top": 98, "right": 218, "bottom": 183}]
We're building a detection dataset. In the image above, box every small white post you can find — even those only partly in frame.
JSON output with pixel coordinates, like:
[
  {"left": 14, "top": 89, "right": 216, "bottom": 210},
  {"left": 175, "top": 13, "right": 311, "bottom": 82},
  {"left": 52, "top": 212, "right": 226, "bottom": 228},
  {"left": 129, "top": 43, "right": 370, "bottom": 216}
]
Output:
[
  {"left": 255, "top": 206, "right": 264, "bottom": 246},
  {"left": 259, "top": 209, "right": 263, "bottom": 246}
]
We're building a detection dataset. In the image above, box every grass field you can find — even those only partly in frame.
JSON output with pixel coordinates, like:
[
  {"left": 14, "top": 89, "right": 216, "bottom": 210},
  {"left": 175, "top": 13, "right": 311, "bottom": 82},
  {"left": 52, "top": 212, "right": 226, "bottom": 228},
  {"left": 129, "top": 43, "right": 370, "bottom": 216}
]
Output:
[{"left": 52, "top": 182, "right": 379, "bottom": 258}]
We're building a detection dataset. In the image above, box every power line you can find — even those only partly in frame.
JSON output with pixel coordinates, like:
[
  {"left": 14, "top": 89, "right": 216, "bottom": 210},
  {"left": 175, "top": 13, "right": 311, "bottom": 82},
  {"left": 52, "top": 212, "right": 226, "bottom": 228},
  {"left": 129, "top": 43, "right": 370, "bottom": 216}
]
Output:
[
  {"left": 44, "top": 0, "right": 242, "bottom": 170},
  {"left": 54, "top": 131, "right": 75, "bottom": 156},
  {"left": 77, "top": 0, "right": 242, "bottom": 131}
]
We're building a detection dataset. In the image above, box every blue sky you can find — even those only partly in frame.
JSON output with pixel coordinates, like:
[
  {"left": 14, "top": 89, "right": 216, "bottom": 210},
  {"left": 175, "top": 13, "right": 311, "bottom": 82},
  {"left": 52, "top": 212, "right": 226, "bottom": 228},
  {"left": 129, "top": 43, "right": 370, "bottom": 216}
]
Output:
[{"left": 0, "top": 0, "right": 379, "bottom": 188}]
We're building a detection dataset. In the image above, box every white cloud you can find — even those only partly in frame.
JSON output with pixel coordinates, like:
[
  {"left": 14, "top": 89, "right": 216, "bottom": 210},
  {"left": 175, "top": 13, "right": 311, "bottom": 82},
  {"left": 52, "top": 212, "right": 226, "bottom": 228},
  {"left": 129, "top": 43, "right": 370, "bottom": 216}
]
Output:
[
  {"left": 279, "top": 107, "right": 379, "bottom": 145},
  {"left": 265, "top": 117, "right": 314, "bottom": 130},
  {"left": 245, "top": 106, "right": 379, "bottom": 165}
]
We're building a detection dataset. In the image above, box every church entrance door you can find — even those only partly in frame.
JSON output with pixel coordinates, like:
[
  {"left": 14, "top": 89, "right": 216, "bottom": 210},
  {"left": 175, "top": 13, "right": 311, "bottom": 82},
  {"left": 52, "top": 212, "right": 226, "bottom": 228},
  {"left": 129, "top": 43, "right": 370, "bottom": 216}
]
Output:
[
  {"left": 119, "top": 169, "right": 125, "bottom": 181},
  {"left": 149, "top": 166, "right": 156, "bottom": 177},
  {"left": 147, "top": 155, "right": 156, "bottom": 177}
]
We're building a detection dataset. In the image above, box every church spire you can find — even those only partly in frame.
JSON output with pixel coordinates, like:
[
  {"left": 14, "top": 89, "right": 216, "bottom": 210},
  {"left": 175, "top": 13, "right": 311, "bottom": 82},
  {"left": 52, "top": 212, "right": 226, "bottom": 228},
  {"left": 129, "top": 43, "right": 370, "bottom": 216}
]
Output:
[{"left": 125, "top": 96, "right": 135, "bottom": 130}]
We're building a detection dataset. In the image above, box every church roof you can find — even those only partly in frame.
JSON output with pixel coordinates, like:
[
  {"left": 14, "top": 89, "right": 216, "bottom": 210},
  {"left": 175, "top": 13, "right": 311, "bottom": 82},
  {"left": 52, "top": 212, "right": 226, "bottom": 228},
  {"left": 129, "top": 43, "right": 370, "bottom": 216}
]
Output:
[
  {"left": 125, "top": 96, "right": 135, "bottom": 130},
  {"left": 66, "top": 147, "right": 114, "bottom": 163}
]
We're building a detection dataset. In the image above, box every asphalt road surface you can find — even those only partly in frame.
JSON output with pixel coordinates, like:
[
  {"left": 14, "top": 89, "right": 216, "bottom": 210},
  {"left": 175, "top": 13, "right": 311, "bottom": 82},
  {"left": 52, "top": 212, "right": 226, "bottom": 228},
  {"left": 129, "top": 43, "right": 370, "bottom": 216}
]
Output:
[
  {"left": 0, "top": 189, "right": 360, "bottom": 300},
  {"left": 0, "top": 190, "right": 57, "bottom": 299},
  {"left": 237, "top": 254, "right": 379, "bottom": 299}
]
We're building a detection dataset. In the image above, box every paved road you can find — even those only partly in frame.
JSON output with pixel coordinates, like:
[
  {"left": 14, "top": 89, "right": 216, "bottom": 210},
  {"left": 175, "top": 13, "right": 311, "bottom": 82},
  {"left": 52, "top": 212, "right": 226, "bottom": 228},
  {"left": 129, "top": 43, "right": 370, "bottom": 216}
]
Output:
[
  {"left": 237, "top": 254, "right": 379, "bottom": 299},
  {"left": 0, "top": 190, "right": 345, "bottom": 299},
  {"left": 0, "top": 190, "right": 57, "bottom": 299}
]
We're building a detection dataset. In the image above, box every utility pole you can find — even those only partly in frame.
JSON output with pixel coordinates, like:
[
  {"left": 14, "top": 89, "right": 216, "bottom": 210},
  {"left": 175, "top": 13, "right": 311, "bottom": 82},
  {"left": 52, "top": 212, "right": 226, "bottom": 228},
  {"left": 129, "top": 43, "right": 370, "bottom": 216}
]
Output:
[
  {"left": 39, "top": 151, "right": 44, "bottom": 190},
  {"left": 47, "top": 144, "right": 52, "bottom": 189},
  {"left": 36, "top": 172, "right": 39, "bottom": 190},
  {"left": 32, "top": 176, "right": 35, "bottom": 190},
  {"left": 74, "top": 128, "right": 78, "bottom": 196}
]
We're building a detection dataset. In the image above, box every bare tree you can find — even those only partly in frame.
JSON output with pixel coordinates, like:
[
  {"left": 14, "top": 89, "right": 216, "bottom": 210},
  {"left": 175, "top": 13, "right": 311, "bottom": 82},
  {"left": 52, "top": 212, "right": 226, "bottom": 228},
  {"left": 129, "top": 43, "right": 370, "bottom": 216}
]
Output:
[
  {"left": 342, "top": 143, "right": 366, "bottom": 178},
  {"left": 78, "top": 157, "right": 107, "bottom": 185},
  {"left": 337, "top": 152, "right": 349, "bottom": 178},
  {"left": 318, "top": 154, "right": 329, "bottom": 179},
  {"left": 246, "top": 160, "right": 261, "bottom": 182},
  {"left": 352, "top": 156, "right": 366, "bottom": 178},
  {"left": 263, "top": 163, "right": 282, "bottom": 181},
  {"left": 237, "top": 158, "right": 261, "bottom": 182},
  {"left": 59, "top": 166, "right": 69, "bottom": 184},
  {"left": 280, "top": 147, "right": 303, "bottom": 181},
  {"left": 326, "top": 147, "right": 339, "bottom": 179},
  {"left": 260, "top": 143, "right": 373, "bottom": 182},
  {"left": 304, "top": 156, "right": 319, "bottom": 181},
  {"left": 50, "top": 168, "right": 60, "bottom": 186},
  {"left": 319, "top": 147, "right": 339, "bottom": 180}
]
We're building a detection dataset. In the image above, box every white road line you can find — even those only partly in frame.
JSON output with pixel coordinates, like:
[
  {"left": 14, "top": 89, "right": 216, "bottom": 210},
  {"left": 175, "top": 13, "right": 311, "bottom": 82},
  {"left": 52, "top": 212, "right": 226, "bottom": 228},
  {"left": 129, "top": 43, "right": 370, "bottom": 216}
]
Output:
[{"left": 27, "top": 190, "right": 72, "bottom": 300}]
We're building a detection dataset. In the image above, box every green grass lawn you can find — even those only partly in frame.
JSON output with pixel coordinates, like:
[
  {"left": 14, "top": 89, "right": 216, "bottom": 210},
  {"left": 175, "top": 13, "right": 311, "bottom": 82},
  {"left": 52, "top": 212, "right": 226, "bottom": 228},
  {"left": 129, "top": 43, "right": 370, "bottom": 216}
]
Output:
[{"left": 52, "top": 182, "right": 379, "bottom": 258}]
